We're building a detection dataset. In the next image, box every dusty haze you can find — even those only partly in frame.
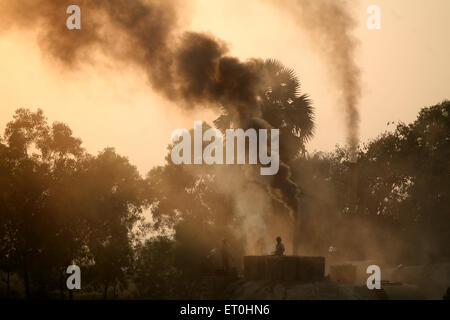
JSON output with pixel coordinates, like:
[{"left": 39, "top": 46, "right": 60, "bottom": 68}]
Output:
[
  {"left": 267, "top": 0, "right": 361, "bottom": 161},
  {"left": 1, "top": 0, "right": 449, "bottom": 172}
]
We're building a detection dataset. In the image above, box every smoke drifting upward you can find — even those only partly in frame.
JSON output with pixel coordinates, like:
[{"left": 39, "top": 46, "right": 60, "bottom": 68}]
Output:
[
  {"left": 1, "top": 0, "right": 303, "bottom": 248},
  {"left": 0, "top": 0, "right": 263, "bottom": 110},
  {"left": 267, "top": 0, "right": 361, "bottom": 161}
]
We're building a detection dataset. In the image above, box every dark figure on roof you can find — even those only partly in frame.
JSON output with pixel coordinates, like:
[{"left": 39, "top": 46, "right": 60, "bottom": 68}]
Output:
[{"left": 273, "top": 236, "right": 285, "bottom": 256}]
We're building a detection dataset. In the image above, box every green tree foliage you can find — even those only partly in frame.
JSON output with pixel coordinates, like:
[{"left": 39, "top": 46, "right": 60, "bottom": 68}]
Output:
[
  {"left": 214, "top": 59, "right": 315, "bottom": 161},
  {"left": 144, "top": 160, "right": 243, "bottom": 297},
  {"left": 357, "top": 101, "right": 450, "bottom": 263},
  {"left": 0, "top": 109, "right": 144, "bottom": 299},
  {"left": 133, "top": 236, "right": 180, "bottom": 299},
  {"left": 0, "top": 101, "right": 448, "bottom": 299},
  {"left": 77, "top": 148, "right": 145, "bottom": 298},
  {"left": 292, "top": 101, "right": 449, "bottom": 264}
]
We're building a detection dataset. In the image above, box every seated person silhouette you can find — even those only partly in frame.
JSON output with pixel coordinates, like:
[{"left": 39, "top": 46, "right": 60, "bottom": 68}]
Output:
[{"left": 273, "top": 236, "right": 285, "bottom": 256}]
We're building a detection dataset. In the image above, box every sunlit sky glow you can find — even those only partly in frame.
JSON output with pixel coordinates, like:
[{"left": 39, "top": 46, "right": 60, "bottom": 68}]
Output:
[{"left": 1, "top": 0, "right": 449, "bottom": 174}]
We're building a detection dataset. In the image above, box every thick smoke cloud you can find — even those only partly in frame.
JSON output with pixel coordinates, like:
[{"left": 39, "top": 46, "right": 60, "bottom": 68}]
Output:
[
  {"left": 0, "top": 0, "right": 263, "bottom": 111},
  {"left": 266, "top": 0, "right": 361, "bottom": 161},
  {"left": 1, "top": 0, "right": 302, "bottom": 250}
]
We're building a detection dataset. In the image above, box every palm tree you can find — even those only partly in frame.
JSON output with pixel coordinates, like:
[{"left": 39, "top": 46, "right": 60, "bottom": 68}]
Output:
[{"left": 214, "top": 59, "right": 314, "bottom": 162}]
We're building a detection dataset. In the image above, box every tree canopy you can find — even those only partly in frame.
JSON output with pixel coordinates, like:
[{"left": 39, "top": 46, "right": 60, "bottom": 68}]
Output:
[{"left": 0, "top": 100, "right": 448, "bottom": 299}]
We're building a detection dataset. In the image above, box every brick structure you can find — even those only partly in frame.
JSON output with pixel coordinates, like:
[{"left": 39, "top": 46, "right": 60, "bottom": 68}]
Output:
[{"left": 244, "top": 256, "right": 325, "bottom": 282}]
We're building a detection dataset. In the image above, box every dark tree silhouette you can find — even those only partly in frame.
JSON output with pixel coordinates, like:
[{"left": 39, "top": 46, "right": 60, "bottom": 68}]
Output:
[
  {"left": 214, "top": 59, "right": 315, "bottom": 161},
  {"left": 0, "top": 101, "right": 448, "bottom": 299}
]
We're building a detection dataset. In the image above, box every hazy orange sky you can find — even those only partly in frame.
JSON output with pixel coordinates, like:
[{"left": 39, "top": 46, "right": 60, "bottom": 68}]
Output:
[{"left": 1, "top": 0, "right": 449, "bottom": 174}]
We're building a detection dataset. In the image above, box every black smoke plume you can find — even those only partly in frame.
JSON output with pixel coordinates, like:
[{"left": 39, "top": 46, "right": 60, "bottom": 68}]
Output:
[
  {"left": 266, "top": 0, "right": 361, "bottom": 161},
  {"left": 1, "top": 0, "right": 303, "bottom": 250}
]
